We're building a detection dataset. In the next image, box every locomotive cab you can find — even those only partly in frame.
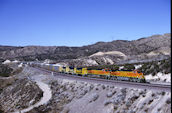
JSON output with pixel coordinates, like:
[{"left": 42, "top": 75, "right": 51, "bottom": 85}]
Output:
[{"left": 133, "top": 70, "right": 146, "bottom": 83}]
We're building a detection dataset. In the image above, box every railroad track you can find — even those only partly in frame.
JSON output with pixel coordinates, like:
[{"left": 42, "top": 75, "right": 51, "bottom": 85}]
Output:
[{"left": 34, "top": 66, "right": 171, "bottom": 92}]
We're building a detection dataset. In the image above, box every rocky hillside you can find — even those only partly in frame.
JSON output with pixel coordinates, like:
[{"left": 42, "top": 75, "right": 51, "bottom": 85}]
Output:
[
  {"left": 0, "top": 33, "right": 170, "bottom": 65},
  {"left": 0, "top": 78, "right": 43, "bottom": 113},
  {"left": 0, "top": 66, "right": 169, "bottom": 113},
  {"left": 29, "top": 79, "right": 171, "bottom": 113}
]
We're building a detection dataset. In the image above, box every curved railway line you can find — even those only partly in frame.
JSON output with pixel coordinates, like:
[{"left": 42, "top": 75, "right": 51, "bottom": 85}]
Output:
[{"left": 34, "top": 66, "right": 171, "bottom": 92}]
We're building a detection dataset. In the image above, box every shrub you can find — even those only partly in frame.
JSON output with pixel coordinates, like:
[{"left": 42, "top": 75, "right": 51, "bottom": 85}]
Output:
[
  {"left": 151, "top": 93, "right": 155, "bottom": 97},
  {"left": 11, "top": 67, "right": 23, "bottom": 75},
  {"left": 95, "top": 87, "right": 99, "bottom": 90},
  {"left": 144, "top": 108, "right": 148, "bottom": 112},
  {"left": 104, "top": 100, "right": 112, "bottom": 106},
  {"left": 148, "top": 99, "right": 153, "bottom": 104},
  {"left": 0, "top": 64, "right": 13, "bottom": 77},
  {"left": 123, "top": 64, "right": 135, "bottom": 70},
  {"left": 161, "top": 92, "right": 165, "bottom": 96},
  {"left": 102, "top": 85, "right": 106, "bottom": 90},
  {"left": 107, "top": 91, "right": 116, "bottom": 98},
  {"left": 0, "top": 109, "right": 4, "bottom": 113},
  {"left": 142, "top": 94, "right": 146, "bottom": 97},
  {"left": 0, "top": 88, "right": 2, "bottom": 94},
  {"left": 157, "top": 108, "right": 161, "bottom": 111},
  {"left": 166, "top": 98, "right": 171, "bottom": 104}
]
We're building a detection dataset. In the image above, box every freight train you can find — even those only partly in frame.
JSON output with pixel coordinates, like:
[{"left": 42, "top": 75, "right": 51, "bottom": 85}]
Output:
[{"left": 29, "top": 62, "right": 146, "bottom": 83}]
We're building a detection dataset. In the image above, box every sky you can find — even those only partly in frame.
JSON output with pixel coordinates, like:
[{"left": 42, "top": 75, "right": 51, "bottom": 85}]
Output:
[{"left": 0, "top": 0, "right": 171, "bottom": 47}]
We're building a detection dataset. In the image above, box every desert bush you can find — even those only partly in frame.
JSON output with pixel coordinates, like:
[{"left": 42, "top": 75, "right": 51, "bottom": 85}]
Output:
[
  {"left": 121, "top": 88, "right": 127, "bottom": 94},
  {"left": 109, "top": 65, "right": 119, "bottom": 70},
  {"left": 0, "top": 88, "right": 2, "bottom": 94},
  {"left": 107, "top": 91, "right": 116, "bottom": 98},
  {"left": 166, "top": 98, "right": 171, "bottom": 104},
  {"left": 0, "top": 59, "right": 5, "bottom": 63},
  {"left": 110, "top": 86, "right": 114, "bottom": 88},
  {"left": 139, "top": 90, "right": 146, "bottom": 95},
  {"left": 0, "top": 64, "right": 13, "bottom": 77},
  {"left": 104, "top": 100, "right": 112, "bottom": 106},
  {"left": 123, "top": 64, "right": 135, "bottom": 70},
  {"left": 112, "top": 93, "right": 126, "bottom": 104},
  {"left": 144, "top": 108, "right": 148, "bottom": 112},
  {"left": 113, "top": 105, "right": 118, "bottom": 110},
  {"left": 151, "top": 93, "right": 155, "bottom": 97},
  {"left": 0, "top": 109, "right": 4, "bottom": 113},
  {"left": 36, "top": 91, "right": 43, "bottom": 99},
  {"left": 131, "top": 95, "right": 139, "bottom": 101},
  {"left": 157, "top": 108, "right": 161, "bottom": 111},
  {"left": 95, "top": 87, "right": 99, "bottom": 90},
  {"left": 161, "top": 91, "right": 165, "bottom": 96},
  {"left": 89, "top": 85, "right": 94, "bottom": 90},
  {"left": 139, "top": 58, "right": 171, "bottom": 75},
  {"left": 11, "top": 67, "right": 23, "bottom": 75},
  {"left": 148, "top": 99, "right": 153, "bottom": 105},
  {"left": 142, "top": 94, "right": 146, "bottom": 97},
  {"left": 101, "top": 85, "right": 106, "bottom": 90}
]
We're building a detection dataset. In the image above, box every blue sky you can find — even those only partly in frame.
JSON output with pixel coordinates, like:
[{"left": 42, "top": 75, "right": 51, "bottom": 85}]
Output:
[{"left": 0, "top": 0, "right": 171, "bottom": 46}]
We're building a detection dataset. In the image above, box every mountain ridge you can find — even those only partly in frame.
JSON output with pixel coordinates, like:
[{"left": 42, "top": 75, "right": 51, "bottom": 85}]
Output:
[{"left": 0, "top": 33, "right": 170, "bottom": 65}]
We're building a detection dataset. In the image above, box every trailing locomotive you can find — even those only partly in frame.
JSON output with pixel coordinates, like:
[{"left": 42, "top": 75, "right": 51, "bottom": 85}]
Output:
[{"left": 30, "top": 63, "right": 146, "bottom": 83}]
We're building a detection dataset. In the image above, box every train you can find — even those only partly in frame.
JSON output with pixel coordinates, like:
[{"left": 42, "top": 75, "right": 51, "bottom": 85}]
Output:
[{"left": 29, "top": 62, "right": 146, "bottom": 83}]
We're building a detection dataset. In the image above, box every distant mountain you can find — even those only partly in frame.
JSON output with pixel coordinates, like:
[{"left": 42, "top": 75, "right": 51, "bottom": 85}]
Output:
[{"left": 0, "top": 33, "right": 170, "bottom": 66}]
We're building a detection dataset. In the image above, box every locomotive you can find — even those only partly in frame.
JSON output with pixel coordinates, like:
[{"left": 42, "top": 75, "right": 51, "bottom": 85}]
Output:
[{"left": 30, "top": 63, "right": 146, "bottom": 83}]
